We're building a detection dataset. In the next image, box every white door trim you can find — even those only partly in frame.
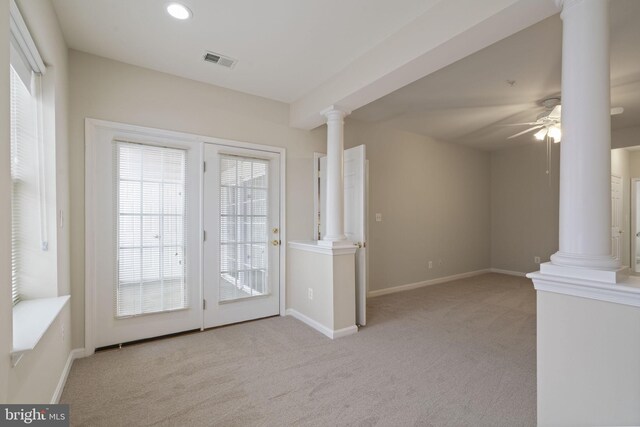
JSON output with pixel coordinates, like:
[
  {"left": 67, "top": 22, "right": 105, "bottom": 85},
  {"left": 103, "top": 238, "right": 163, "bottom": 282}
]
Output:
[
  {"left": 632, "top": 178, "right": 640, "bottom": 274},
  {"left": 85, "top": 118, "right": 287, "bottom": 355},
  {"left": 313, "top": 152, "right": 325, "bottom": 241}
]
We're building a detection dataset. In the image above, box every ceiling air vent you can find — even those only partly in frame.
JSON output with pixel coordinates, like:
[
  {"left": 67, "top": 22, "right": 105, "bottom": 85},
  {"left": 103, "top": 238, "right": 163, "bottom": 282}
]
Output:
[{"left": 203, "top": 51, "right": 237, "bottom": 69}]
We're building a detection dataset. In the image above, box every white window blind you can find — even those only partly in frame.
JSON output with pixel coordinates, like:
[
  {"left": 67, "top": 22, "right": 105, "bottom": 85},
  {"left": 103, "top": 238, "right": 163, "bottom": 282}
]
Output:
[
  {"left": 10, "top": 64, "right": 40, "bottom": 306},
  {"left": 219, "top": 155, "right": 270, "bottom": 302},
  {"left": 115, "top": 142, "right": 188, "bottom": 317}
]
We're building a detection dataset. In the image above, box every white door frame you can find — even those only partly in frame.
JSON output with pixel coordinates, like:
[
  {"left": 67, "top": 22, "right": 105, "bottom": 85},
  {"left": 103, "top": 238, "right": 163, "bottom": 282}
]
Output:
[
  {"left": 312, "top": 152, "right": 325, "bottom": 241},
  {"left": 632, "top": 178, "right": 640, "bottom": 274},
  {"left": 85, "top": 118, "right": 286, "bottom": 355}
]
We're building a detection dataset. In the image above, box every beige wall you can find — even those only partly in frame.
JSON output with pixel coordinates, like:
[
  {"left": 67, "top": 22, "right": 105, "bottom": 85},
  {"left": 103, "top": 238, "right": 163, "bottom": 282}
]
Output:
[
  {"left": 8, "top": 304, "right": 71, "bottom": 403},
  {"left": 344, "top": 120, "right": 491, "bottom": 292},
  {"left": 629, "top": 150, "right": 640, "bottom": 178},
  {"left": 288, "top": 248, "right": 355, "bottom": 332},
  {"left": 68, "top": 51, "right": 326, "bottom": 348},
  {"left": 537, "top": 291, "right": 640, "bottom": 426},
  {"left": 613, "top": 125, "right": 640, "bottom": 150},
  {"left": 490, "top": 142, "right": 560, "bottom": 273}
]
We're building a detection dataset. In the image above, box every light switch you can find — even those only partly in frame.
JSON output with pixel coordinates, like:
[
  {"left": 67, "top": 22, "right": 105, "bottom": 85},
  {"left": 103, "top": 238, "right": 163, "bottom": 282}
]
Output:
[{"left": 375, "top": 213, "right": 382, "bottom": 222}]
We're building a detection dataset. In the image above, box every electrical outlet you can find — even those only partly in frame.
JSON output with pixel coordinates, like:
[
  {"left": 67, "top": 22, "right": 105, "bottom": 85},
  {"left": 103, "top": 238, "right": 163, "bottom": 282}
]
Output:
[
  {"left": 61, "top": 324, "right": 65, "bottom": 342},
  {"left": 534, "top": 256, "right": 541, "bottom": 264},
  {"left": 428, "top": 260, "right": 433, "bottom": 269},
  {"left": 308, "top": 288, "right": 313, "bottom": 300},
  {"left": 375, "top": 213, "right": 382, "bottom": 222}
]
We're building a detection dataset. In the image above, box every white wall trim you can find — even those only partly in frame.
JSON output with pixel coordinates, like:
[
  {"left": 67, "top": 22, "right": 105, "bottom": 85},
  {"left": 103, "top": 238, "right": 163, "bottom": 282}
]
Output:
[
  {"left": 332, "top": 325, "right": 359, "bottom": 339},
  {"left": 285, "top": 309, "right": 358, "bottom": 339},
  {"left": 367, "top": 269, "right": 491, "bottom": 298},
  {"left": 50, "top": 348, "right": 84, "bottom": 404},
  {"left": 528, "top": 271, "right": 640, "bottom": 308},
  {"left": 289, "top": 240, "right": 357, "bottom": 256},
  {"left": 490, "top": 268, "right": 527, "bottom": 277}
]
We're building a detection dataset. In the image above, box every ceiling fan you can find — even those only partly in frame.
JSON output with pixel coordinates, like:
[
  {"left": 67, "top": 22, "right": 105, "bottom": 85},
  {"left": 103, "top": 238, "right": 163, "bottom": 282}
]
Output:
[{"left": 506, "top": 97, "right": 624, "bottom": 142}]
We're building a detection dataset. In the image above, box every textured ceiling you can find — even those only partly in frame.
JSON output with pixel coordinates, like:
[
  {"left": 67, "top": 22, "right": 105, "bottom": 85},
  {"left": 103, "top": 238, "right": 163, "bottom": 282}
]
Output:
[{"left": 351, "top": 1, "right": 640, "bottom": 151}]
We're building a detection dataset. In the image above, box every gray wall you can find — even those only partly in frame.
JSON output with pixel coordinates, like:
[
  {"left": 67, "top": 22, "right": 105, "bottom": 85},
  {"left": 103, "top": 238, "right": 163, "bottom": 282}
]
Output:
[
  {"left": 490, "top": 142, "right": 561, "bottom": 273},
  {"left": 345, "top": 120, "right": 491, "bottom": 292},
  {"left": 491, "top": 141, "right": 636, "bottom": 274}
]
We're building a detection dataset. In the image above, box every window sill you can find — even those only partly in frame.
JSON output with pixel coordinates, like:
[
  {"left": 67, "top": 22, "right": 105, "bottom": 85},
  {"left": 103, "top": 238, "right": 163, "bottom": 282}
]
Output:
[{"left": 11, "top": 295, "right": 70, "bottom": 366}]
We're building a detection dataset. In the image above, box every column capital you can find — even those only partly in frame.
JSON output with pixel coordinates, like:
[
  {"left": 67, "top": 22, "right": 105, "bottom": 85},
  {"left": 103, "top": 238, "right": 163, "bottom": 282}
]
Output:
[
  {"left": 555, "top": 0, "right": 581, "bottom": 9},
  {"left": 321, "top": 105, "right": 351, "bottom": 122},
  {"left": 556, "top": 0, "right": 607, "bottom": 17}
]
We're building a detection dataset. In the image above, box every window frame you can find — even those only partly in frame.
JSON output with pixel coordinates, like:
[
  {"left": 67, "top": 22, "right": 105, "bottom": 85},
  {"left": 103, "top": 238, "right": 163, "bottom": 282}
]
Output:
[{"left": 9, "top": 0, "right": 47, "bottom": 306}]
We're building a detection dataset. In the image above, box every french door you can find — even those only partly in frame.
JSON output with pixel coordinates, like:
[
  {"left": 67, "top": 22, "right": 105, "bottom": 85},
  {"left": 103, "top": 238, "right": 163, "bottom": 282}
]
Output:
[
  {"left": 203, "top": 143, "right": 281, "bottom": 328},
  {"left": 89, "top": 119, "right": 283, "bottom": 350}
]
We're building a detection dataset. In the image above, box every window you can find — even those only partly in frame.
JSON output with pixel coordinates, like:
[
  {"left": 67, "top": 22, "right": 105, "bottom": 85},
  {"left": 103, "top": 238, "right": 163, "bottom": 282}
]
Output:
[
  {"left": 115, "top": 142, "right": 188, "bottom": 317},
  {"left": 9, "top": 19, "right": 46, "bottom": 306},
  {"left": 219, "top": 155, "right": 270, "bottom": 302}
]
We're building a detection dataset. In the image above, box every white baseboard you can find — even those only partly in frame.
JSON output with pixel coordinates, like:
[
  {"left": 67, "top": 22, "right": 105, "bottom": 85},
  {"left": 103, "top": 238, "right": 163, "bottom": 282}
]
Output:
[
  {"left": 367, "top": 269, "right": 492, "bottom": 298},
  {"left": 489, "top": 268, "right": 528, "bottom": 277},
  {"left": 285, "top": 309, "right": 358, "bottom": 339},
  {"left": 51, "top": 348, "right": 85, "bottom": 404}
]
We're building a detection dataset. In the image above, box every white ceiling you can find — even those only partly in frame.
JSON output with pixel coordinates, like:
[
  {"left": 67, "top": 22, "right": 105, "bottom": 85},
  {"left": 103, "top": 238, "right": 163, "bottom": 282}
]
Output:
[
  {"left": 351, "top": 0, "right": 640, "bottom": 151},
  {"left": 51, "top": 0, "right": 441, "bottom": 103}
]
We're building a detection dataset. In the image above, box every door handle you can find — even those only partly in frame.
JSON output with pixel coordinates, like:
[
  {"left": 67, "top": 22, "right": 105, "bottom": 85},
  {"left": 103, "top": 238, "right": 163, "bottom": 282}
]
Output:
[
  {"left": 355, "top": 242, "right": 364, "bottom": 249},
  {"left": 271, "top": 240, "right": 281, "bottom": 246}
]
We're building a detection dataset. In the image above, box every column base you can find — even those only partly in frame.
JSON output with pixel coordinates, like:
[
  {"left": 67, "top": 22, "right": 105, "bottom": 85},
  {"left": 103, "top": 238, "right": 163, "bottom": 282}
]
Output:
[
  {"left": 550, "top": 251, "right": 621, "bottom": 271},
  {"left": 529, "top": 264, "right": 640, "bottom": 308},
  {"left": 540, "top": 261, "right": 628, "bottom": 284},
  {"left": 318, "top": 238, "right": 353, "bottom": 249}
]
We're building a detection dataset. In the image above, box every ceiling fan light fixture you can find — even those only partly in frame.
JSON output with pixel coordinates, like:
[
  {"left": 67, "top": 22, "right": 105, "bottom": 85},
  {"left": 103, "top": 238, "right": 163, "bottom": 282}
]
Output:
[
  {"left": 534, "top": 128, "right": 547, "bottom": 141},
  {"left": 548, "top": 125, "right": 562, "bottom": 143}
]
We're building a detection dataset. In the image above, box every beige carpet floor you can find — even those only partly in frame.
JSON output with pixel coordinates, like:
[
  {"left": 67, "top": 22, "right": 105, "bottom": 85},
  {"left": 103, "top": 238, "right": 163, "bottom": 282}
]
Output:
[{"left": 61, "top": 273, "right": 537, "bottom": 426}]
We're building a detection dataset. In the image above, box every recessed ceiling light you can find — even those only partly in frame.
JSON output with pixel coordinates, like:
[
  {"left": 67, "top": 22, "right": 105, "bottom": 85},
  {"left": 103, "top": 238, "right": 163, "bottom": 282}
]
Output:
[{"left": 167, "top": 3, "right": 192, "bottom": 20}]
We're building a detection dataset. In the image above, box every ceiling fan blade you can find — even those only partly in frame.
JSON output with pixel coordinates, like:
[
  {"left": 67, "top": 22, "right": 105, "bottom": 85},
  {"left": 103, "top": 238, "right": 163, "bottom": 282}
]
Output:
[
  {"left": 548, "top": 105, "right": 562, "bottom": 119},
  {"left": 499, "top": 122, "right": 541, "bottom": 127},
  {"left": 507, "top": 125, "right": 544, "bottom": 139},
  {"left": 611, "top": 107, "right": 624, "bottom": 116}
]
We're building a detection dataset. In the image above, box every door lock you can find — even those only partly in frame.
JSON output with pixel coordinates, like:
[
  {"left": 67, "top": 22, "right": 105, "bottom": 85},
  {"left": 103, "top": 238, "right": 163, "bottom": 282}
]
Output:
[
  {"left": 355, "top": 242, "right": 364, "bottom": 249},
  {"left": 271, "top": 240, "right": 281, "bottom": 246},
  {"left": 272, "top": 227, "right": 279, "bottom": 234}
]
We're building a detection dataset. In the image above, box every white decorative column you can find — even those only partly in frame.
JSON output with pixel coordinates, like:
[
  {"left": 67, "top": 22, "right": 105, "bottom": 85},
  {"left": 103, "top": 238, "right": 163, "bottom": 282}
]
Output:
[
  {"left": 529, "top": 2, "right": 640, "bottom": 425},
  {"left": 551, "top": 0, "right": 611, "bottom": 268},
  {"left": 547, "top": 0, "right": 624, "bottom": 278},
  {"left": 286, "top": 105, "right": 357, "bottom": 339},
  {"left": 320, "top": 106, "right": 350, "bottom": 246}
]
